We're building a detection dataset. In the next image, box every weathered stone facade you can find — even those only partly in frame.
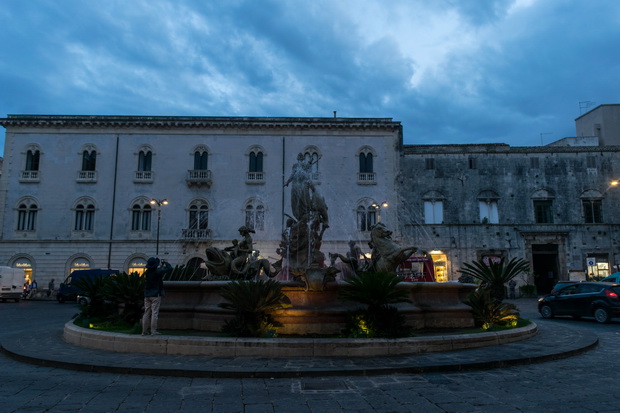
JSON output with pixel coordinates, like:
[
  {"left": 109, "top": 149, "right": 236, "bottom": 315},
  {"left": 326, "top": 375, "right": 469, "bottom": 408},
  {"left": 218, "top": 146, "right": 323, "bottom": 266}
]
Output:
[
  {"left": 1, "top": 113, "right": 619, "bottom": 295},
  {"left": 398, "top": 143, "right": 620, "bottom": 292}
]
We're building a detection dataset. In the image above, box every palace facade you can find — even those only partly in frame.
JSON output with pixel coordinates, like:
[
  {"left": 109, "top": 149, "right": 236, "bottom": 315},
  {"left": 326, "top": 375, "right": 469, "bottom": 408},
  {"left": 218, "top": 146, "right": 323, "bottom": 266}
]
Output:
[{"left": 1, "top": 107, "right": 619, "bottom": 294}]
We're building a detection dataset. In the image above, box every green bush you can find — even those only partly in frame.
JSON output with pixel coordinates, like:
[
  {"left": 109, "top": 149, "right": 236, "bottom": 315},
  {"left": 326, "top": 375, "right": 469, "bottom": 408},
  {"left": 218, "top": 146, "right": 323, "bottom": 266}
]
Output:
[
  {"left": 218, "top": 279, "right": 291, "bottom": 337},
  {"left": 466, "top": 288, "right": 519, "bottom": 330},
  {"left": 339, "top": 272, "right": 412, "bottom": 338}
]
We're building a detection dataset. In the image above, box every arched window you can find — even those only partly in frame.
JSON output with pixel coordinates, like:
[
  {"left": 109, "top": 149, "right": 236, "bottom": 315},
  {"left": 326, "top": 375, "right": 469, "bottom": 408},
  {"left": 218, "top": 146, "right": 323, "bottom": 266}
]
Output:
[
  {"left": 74, "top": 199, "right": 96, "bottom": 231},
  {"left": 303, "top": 146, "right": 321, "bottom": 181},
  {"left": 138, "top": 150, "right": 152, "bottom": 172},
  {"left": 26, "top": 149, "right": 40, "bottom": 171},
  {"left": 359, "top": 152, "right": 373, "bottom": 173},
  {"left": 356, "top": 203, "right": 377, "bottom": 232},
  {"left": 188, "top": 200, "right": 209, "bottom": 230},
  {"left": 81, "top": 150, "right": 97, "bottom": 171},
  {"left": 357, "top": 146, "right": 377, "bottom": 184},
  {"left": 16, "top": 198, "right": 39, "bottom": 231},
  {"left": 249, "top": 151, "right": 263, "bottom": 173},
  {"left": 245, "top": 200, "right": 265, "bottom": 231},
  {"left": 131, "top": 200, "right": 152, "bottom": 231},
  {"left": 194, "top": 150, "right": 208, "bottom": 170}
]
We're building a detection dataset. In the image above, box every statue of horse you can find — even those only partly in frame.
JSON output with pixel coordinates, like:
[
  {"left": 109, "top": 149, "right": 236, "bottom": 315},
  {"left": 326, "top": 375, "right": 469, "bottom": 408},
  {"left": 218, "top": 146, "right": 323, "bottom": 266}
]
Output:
[
  {"left": 204, "top": 246, "right": 274, "bottom": 280},
  {"left": 368, "top": 223, "right": 417, "bottom": 274}
]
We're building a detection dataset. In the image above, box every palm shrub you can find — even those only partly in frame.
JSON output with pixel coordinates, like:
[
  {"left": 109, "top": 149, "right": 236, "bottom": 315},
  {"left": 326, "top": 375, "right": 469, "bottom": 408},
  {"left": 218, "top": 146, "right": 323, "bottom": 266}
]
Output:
[
  {"left": 102, "top": 272, "right": 145, "bottom": 324},
  {"left": 73, "top": 274, "right": 115, "bottom": 319},
  {"left": 458, "top": 258, "right": 529, "bottom": 302},
  {"left": 467, "top": 288, "right": 519, "bottom": 330},
  {"left": 164, "top": 264, "right": 203, "bottom": 281},
  {"left": 218, "top": 279, "right": 292, "bottom": 337},
  {"left": 339, "top": 272, "right": 412, "bottom": 338}
]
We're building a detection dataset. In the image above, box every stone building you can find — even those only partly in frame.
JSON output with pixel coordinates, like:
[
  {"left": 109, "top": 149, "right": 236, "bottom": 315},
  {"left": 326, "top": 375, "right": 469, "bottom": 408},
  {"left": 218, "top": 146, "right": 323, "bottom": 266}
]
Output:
[
  {"left": 1, "top": 112, "right": 619, "bottom": 295},
  {"left": 0, "top": 115, "right": 401, "bottom": 285},
  {"left": 398, "top": 142, "right": 620, "bottom": 293}
]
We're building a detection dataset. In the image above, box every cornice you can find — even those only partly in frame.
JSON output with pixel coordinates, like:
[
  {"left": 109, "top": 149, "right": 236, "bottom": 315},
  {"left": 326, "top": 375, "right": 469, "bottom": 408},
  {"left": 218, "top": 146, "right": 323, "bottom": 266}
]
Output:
[{"left": 0, "top": 115, "right": 401, "bottom": 132}]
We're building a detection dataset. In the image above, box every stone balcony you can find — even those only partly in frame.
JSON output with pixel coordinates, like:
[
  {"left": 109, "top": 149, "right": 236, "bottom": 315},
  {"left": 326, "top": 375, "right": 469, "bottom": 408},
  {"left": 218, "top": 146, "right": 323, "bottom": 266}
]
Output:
[{"left": 186, "top": 169, "right": 212, "bottom": 187}]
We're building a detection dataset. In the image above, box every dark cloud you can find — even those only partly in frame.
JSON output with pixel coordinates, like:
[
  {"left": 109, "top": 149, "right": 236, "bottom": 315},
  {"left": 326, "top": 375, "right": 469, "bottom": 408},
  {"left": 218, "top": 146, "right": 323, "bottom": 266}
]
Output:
[{"left": 2, "top": 0, "right": 620, "bottom": 152}]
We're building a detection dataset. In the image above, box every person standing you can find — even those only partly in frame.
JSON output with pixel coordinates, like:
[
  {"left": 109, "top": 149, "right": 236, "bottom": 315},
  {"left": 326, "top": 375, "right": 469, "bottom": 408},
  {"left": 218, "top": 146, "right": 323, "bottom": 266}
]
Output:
[
  {"left": 47, "top": 278, "right": 55, "bottom": 297},
  {"left": 141, "top": 257, "right": 172, "bottom": 336},
  {"left": 508, "top": 279, "right": 517, "bottom": 299}
]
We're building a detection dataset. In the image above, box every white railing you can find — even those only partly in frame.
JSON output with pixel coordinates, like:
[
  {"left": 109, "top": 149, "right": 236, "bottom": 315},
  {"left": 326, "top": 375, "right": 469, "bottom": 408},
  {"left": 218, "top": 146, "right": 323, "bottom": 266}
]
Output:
[
  {"left": 134, "top": 170, "right": 153, "bottom": 183},
  {"left": 182, "top": 228, "right": 211, "bottom": 240},
  {"left": 246, "top": 171, "right": 265, "bottom": 183},
  {"left": 357, "top": 172, "right": 376, "bottom": 184},
  {"left": 20, "top": 170, "right": 40, "bottom": 182},
  {"left": 76, "top": 171, "right": 97, "bottom": 182}
]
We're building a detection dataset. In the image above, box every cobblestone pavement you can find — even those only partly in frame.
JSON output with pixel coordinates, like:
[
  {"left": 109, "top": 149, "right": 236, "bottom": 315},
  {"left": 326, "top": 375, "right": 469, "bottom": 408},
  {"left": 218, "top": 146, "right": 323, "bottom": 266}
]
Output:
[{"left": 1, "top": 298, "right": 619, "bottom": 412}]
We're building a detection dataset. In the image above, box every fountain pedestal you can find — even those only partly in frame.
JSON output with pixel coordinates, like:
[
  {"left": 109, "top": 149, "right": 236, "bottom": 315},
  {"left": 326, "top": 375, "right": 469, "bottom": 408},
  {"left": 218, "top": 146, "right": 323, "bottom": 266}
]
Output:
[{"left": 158, "top": 281, "right": 477, "bottom": 335}]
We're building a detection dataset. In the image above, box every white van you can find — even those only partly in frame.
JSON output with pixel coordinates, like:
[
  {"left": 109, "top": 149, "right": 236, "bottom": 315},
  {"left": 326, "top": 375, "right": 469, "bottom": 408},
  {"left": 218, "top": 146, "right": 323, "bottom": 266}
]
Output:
[{"left": 0, "top": 266, "right": 26, "bottom": 302}]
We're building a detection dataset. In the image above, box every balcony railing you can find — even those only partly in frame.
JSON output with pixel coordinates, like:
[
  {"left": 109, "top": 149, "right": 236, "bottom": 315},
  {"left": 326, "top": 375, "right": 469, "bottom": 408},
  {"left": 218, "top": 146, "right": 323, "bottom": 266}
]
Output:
[
  {"left": 20, "top": 170, "right": 40, "bottom": 183},
  {"left": 134, "top": 170, "right": 153, "bottom": 183},
  {"left": 76, "top": 170, "right": 97, "bottom": 183},
  {"left": 182, "top": 228, "right": 211, "bottom": 241},
  {"left": 357, "top": 172, "right": 376, "bottom": 185},
  {"left": 246, "top": 171, "right": 265, "bottom": 184},
  {"left": 186, "top": 169, "right": 212, "bottom": 187}
]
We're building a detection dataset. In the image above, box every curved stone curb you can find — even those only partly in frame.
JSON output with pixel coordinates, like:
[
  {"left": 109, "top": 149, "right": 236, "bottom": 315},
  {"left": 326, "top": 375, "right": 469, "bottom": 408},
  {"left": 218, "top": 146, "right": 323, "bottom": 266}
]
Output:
[
  {"left": 0, "top": 321, "right": 599, "bottom": 378},
  {"left": 64, "top": 321, "right": 538, "bottom": 358}
]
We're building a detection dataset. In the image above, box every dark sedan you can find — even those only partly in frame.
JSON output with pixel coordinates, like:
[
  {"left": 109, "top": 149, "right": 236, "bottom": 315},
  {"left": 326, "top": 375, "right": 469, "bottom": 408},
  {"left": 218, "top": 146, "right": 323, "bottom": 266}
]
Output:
[{"left": 538, "top": 282, "right": 620, "bottom": 323}]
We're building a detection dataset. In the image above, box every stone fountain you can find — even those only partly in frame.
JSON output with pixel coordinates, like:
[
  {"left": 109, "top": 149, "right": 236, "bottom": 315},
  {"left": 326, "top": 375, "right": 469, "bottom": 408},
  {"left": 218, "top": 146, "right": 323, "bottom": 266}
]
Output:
[{"left": 154, "top": 152, "right": 477, "bottom": 335}]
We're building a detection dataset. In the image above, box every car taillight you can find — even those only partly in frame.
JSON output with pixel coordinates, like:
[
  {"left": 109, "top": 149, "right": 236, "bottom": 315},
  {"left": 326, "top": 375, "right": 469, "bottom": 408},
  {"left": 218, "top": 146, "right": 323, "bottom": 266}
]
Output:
[{"left": 605, "top": 289, "right": 619, "bottom": 299}]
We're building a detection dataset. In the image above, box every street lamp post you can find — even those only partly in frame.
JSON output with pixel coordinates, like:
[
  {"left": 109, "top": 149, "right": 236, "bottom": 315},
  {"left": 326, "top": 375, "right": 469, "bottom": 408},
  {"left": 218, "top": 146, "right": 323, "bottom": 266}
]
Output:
[
  {"left": 150, "top": 199, "right": 169, "bottom": 256},
  {"left": 371, "top": 201, "right": 389, "bottom": 223}
]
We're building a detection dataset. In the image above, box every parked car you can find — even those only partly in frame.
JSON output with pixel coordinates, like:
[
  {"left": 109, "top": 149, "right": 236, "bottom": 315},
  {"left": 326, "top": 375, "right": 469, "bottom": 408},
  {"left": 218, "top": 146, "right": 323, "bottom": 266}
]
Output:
[
  {"left": 538, "top": 282, "right": 620, "bottom": 323},
  {"left": 600, "top": 272, "right": 620, "bottom": 283},
  {"left": 56, "top": 269, "right": 119, "bottom": 303},
  {"left": 76, "top": 295, "right": 90, "bottom": 306},
  {"left": 550, "top": 280, "right": 578, "bottom": 294}
]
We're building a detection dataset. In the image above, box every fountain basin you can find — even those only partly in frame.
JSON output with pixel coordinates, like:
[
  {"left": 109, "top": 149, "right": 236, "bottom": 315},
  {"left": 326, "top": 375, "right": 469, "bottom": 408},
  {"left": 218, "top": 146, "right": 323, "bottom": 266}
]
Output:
[{"left": 157, "top": 281, "right": 478, "bottom": 335}]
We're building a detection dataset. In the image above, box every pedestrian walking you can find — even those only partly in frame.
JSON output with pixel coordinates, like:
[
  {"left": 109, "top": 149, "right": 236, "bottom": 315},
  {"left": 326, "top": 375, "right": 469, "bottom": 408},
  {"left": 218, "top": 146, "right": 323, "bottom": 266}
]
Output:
[{"left": 141, "top": 257, "right": 172, "bottom": 336}]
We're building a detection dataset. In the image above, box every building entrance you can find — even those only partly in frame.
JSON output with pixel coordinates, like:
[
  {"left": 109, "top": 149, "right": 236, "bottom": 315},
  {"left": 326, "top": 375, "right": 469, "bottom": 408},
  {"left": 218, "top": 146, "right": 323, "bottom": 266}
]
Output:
[{"left": 532, "top": 244, "right": 559, "bottom": 294}]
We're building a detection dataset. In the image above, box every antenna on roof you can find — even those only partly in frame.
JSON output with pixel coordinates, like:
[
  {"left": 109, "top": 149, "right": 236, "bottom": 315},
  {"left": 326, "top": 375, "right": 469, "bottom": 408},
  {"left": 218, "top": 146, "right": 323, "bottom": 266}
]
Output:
[
  {"left": 579, "top": 101, "right": 596, "bottom": 114},
  {"left": 539, "top": 132, "right": 552, "bottom": 146},
  {"left": 333, "top": 111, "right": 337, "bottom": 118}
]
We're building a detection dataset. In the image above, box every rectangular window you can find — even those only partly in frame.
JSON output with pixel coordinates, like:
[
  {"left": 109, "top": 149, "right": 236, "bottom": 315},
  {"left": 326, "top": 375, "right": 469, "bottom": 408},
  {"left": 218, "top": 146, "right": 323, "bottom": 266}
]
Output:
[
  {"left": 533, "top": 200, "right": 554, "bottom": 224},
  {"left": 586, "top": 156, "right": 596, "bottom": 169},
  {"left": 479, "top": 201, "right": 499, "bottom": 224},
  {"left": 468, "top": 158, "right": 477, "bottom": 170},
  {"left": 425, "top": 158, "right": 435, "bottom": 170},
  {"left": 583, "top": 200, "right": 603, "bottom": 223},
  {"left": 424, "top": 201, "right": 443, "bottom": 224},
  {"left": 530, "top": 157, "right": 539, "bottom": 169}
]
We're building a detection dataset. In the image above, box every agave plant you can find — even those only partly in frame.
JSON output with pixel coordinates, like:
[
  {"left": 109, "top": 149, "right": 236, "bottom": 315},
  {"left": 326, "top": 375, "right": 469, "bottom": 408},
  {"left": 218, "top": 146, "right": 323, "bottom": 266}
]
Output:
[
  {"left": 72, "top": 274, "right": 114, "bottom": 319},
  {"left": 102, "top": 272, "right": 145, "bottom": 324},
  {"left": 467, "top": 288, "right": 519, "bottom": 330},
  {"left": 458, "top": 258, "right": 529, "bottom": 302},
  {"left": 218, "top": 279, "right": 291, "bottom": 337},
  {"left": 339, "top": 272, "right": 412, "bottom": 338}
]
